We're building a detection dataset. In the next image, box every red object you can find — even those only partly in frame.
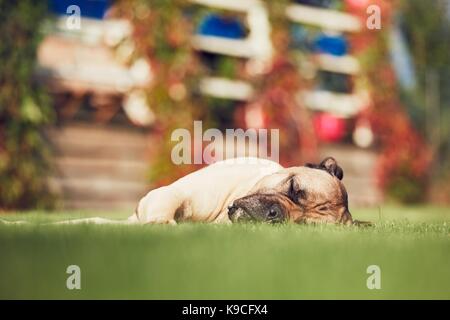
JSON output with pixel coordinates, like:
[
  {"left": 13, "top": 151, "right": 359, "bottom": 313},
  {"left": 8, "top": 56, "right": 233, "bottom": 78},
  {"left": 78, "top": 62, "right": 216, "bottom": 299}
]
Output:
[
  {"left": 345, "top": 0, "right": 370, "bottom": 9},
  {"left": 313, "top": 113, "right": 346, "bottom": 142}
]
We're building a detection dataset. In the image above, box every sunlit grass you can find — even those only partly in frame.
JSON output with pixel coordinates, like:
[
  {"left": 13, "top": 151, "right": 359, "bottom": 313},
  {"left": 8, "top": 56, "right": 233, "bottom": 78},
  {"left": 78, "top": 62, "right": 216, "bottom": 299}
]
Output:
[{"left": 0, "top": 206, "right": 449, "bottom": 299}]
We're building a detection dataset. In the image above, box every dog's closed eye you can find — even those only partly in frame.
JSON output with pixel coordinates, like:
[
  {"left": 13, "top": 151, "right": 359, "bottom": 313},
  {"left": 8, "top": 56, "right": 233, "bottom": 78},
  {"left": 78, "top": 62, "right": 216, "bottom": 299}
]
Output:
[{"left": 288, "top": 177, "right": 307, "bottom": 204}]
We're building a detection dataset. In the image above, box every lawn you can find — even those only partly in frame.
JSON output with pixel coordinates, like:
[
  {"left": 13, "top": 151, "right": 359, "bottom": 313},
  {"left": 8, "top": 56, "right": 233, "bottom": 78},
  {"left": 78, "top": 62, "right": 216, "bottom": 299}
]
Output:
[{"left": 0, "top": 206, "right": 449, "bottom": 299}]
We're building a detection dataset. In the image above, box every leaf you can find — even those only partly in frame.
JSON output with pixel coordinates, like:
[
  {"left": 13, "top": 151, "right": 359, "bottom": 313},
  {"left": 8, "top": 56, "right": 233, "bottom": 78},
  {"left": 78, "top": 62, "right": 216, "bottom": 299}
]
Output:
[{"left": 20, "top": 96, "right": 42, "bottom": 123}]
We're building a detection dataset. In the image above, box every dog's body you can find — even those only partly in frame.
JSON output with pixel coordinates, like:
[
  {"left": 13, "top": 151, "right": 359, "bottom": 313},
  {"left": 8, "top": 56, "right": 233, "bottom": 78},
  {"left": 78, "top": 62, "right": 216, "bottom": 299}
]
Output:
[
  {"left": 133, "top": 156, "right": 355, "bottom": 225},
  {"left": 134, "top": 158, "right": 282, "bottom": 224}
]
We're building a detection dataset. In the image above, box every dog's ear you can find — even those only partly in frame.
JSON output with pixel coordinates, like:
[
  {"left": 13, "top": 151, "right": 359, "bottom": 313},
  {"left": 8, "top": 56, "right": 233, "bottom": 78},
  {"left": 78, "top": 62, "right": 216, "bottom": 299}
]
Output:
[
  {"left": 305, "top": 163, "right": 320, "bottom": 169},
  {"left": 305, "top": 157, "right": 344, "bottom": 180},
  {"left": 319, "top": 157, "right": 343, "bottom": 180}
]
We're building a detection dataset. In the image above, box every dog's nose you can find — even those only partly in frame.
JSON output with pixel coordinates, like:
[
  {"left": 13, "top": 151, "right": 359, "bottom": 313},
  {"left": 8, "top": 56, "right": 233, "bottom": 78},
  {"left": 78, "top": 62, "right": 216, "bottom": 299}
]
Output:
[{"left": 227, "top": 204, "right": 238, "bottom": 217}]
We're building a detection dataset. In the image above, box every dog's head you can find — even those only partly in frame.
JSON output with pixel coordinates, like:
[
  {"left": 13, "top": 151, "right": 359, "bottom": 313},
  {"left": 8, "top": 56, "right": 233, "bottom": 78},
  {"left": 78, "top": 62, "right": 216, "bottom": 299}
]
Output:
[{"left": 228, "top": 157, "right": 367, "bottom": 225}]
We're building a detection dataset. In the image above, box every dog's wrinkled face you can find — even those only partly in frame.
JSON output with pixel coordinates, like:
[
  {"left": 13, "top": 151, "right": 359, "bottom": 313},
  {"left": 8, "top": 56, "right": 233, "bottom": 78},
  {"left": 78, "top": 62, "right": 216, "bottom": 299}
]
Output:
[{"left": 228, "top": 157, "right": 357, "bottom": 225}]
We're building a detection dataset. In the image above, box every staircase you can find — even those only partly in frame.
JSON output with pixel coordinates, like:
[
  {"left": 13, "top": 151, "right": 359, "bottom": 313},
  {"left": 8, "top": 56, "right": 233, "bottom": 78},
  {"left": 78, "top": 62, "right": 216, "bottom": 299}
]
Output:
[
  {"left": 47, "top": 123, "right": 153, "bottom": 211},
  {"left": 320, "top": 145, "right": 382, "bottom": 207}
]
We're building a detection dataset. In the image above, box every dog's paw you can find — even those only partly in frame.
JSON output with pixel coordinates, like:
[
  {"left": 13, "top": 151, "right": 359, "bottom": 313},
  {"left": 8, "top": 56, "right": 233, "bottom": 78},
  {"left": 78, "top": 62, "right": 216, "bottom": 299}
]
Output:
[
  {"left": 144, "top": 218, "right": 177, "bottom": 225},
  {"left": 353, "top": 220, "right": 373, "bottom": 227}
]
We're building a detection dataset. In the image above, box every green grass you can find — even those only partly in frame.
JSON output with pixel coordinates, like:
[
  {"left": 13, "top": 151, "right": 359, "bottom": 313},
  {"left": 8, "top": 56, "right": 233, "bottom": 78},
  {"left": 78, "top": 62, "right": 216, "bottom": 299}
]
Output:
[{"left": 0, "top": 206, "right": 449, "bottom": 299}]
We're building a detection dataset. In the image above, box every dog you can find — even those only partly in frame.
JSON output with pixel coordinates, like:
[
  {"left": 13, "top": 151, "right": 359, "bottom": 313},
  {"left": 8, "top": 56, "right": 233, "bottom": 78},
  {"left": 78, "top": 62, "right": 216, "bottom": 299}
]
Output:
[
  {"left": 132, "top": 156, "right": 357, "bottom": 225},
  {"left": 1, "top": 157, "right": 367, "bottom": 226}
]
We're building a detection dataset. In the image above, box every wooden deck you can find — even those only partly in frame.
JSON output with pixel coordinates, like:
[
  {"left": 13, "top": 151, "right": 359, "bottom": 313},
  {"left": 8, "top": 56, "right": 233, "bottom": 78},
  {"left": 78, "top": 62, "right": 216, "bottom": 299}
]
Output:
[{"left": 47, "top": 123, "right": 153, "bottom": 211}]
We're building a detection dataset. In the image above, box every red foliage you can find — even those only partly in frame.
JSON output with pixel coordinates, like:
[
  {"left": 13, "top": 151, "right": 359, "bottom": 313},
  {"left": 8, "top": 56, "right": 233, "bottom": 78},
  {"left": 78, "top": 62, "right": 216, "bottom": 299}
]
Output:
[
  {"left": 349, "top": 0, "right": 432, "bottom": 201},
  {"left": 238, "top": 56, "right": 318, "bottom": 166}
]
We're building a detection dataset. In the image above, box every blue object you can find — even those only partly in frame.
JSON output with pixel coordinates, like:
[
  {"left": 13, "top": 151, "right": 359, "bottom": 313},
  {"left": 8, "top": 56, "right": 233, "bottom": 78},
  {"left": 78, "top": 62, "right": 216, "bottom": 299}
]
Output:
[
  {"left": 314, "top": 34, "right": 348, "bottom": 56},
  {"left": 197, "top": 14, "right": 246, "bottom": 39},
  {"left": 294, "top": 0, "right": 334, "bottom": 9},
  {"left": 49, "top": 0, "right": 111, "bottom": 20}
]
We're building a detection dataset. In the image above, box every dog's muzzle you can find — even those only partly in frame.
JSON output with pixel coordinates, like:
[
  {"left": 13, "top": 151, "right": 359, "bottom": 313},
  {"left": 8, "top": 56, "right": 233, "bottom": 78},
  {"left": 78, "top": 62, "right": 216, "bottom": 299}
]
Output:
[{"left": 228, "top": 203, "right": 249, "bottom": 222}]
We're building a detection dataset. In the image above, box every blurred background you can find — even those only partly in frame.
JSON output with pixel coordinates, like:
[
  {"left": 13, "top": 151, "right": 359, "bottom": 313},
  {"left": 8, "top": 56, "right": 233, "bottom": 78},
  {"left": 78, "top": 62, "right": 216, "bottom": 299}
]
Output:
[{"left": 0, "top": 0, "right": 449, "bottom": 211}]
